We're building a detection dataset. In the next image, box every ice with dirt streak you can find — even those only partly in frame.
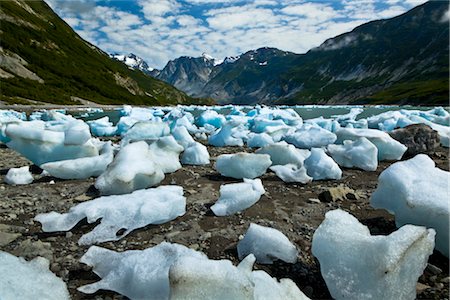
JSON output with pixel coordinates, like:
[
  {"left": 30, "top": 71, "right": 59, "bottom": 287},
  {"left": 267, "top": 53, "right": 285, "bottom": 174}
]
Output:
[
  {"left": 0, "top": 251, "right": 70, "bottom": 300},
  {"left": 215, "top": 153, "right": 272, "bottom": 179},
  {"left": 169, "top": 254, "right": 310, "bottom": 300},
  {"left": 283, "top": 125, "right": 337, "bottom": 149},
  {"left": 95, "top": 141, "right": 164, "bottom": 195},
  {"left": 335, "top": 128, "right": 407, "bottom": 161},
  {"left": 270, "top": 164, "right": 312, "bottom": 184},
  {"left": 181, "top": 142, "right": 210, "bottom": 165},
  {"left": 41, "top": 141, "right": 114, "bottom": 180},
  {"left": 304, "top": 148, "right": 342, "bottom": 180},
  {"left": 237, "top": 223, "right": 298, "bottom": 264},
  {"left": 211, "top": 178, "right": 265, "bottom": 216},
  {"left": 4, "top": 166, "right": 33, "bottom": 185},
  {"left": 327, "top": 137, "right": 378, "bottom": 171},
  {"left": 35, "top": 186, "right": 186, "bottom": 245},
  {"left": 256, "top": 141, "right": 310, "bottom": 166},
  {"left": 371, "top": 154, "right": 449, "bottom": 257},
  {"left": 312, "top": 209, "right": 435, "bottom": 300}
]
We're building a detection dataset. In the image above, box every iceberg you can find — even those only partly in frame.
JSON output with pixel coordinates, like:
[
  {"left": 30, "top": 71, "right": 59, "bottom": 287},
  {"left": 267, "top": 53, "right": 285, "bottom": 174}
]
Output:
[
  {"left": 0, "top": 251, "right": 70, "bottom": 300},
  {"left": 63, "top": 120, "right": 91, "bottom": 145},
  {"left": 78, "top": 242, "right": 206, "bottom": 299},
  {"left": 304, "top": 148, "right": 342, "bottom": 180},
  {"left": 327, "top": 137, "right": 378, "bottom": 171},
  {"left": 121, "top": 121, "right": 170, "bottom": 146},
  {"left": 35, "top": 186, "right": 186, "bottom": 245},
  {"left": 40, "top": 142, "right": 114, "bottom": 180},
  {"left": 95, "top": 141, "right": 164, "bottom": 195},
  {"left": 256, "top": 141, "right": 310, "bottom": 166},
  {"left": 4, "top": 166, "right": 33, "bottom": 185},
  {"left": 246, "top": 133, "right": 274, "bottom": 148},
  {"left": 269, "top": 164, "right": 312, "bottom": 184},
  {"left": 196, "top": 110, "right": 225, "bottom": 128},
  {"left": 312, "top": 209, "right": 435, "bottom": 300},
  {"left": 171, "top": 126, "right": 195, "bottom": 149},
  {"left": 371, "top": 154, "right": 449, "bottom": 257},
  {"left": 237, "top": 223, "right": 298, "bottom": 264},
  {"left": 181, "top": 142, "right": 210, "bottom": 165},
  {"left": 147, "top": 136, "right": 184, "bottom": 173},
  {"left": 211, "top": 179, "right": 265, "bottom": 216},
  {"left": 87, "top": 116, "right": 117, "bottom": 137},
  {"left": 283, "top": 125, "right": 337, "bottom": 149},
  {"left": 208, "top": 121, "right": 245, "bottom": 147},
  {"left": 215, "top": 153, "right": 272, "bottom": 179},
  {"left": 335, "top": 128, "right": 407, "bottom": 161}
]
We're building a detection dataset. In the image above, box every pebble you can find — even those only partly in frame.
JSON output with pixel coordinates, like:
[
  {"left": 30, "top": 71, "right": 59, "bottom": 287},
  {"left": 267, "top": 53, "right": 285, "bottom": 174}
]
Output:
[
  {"left": 427, "top": 263, "right": 443, "bottom": 275},
  {"left": 65, "top": 232, "right": 73, "bottom": 238},
  {"left": 416, "top": 282, "right": 431, "bottom": 294},
  {"left": 308, "top": 198, "right": 321, "bottom": 204},
  {"left": 441, "top": 277, "right": 450, "bottom": 284}
]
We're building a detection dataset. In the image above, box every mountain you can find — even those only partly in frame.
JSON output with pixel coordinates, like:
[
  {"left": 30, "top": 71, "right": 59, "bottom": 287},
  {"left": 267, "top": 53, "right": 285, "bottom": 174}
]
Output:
[
  {"left": 153, "top": 1, "right": 449, "bottom": 105},
  {"left": 110, "top": 53, "right": 156, "bottom": 75},
  {"left": 0, "top": 0, "right": 206, "bottom": 106}
]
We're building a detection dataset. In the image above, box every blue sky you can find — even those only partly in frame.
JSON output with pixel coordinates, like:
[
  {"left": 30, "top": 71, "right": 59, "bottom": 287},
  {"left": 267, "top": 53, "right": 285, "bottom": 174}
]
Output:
[{"left": 45, "top": 0, "right": 429, "bottom": 69}]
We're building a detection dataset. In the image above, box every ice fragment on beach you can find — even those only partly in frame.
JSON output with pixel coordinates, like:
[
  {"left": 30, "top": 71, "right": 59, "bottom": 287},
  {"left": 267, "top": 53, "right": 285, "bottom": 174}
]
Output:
[
  {"left": 181, "top": 142, "right": 210, "bottom": 165},
  {"left": 87, "top": 116, "right": 117, "bottom": 137},
  {"left": 121, "top": 121, "right": 170, "bottom": 146},
  {"left": 283, "top": 125, "right": 337, "bottom": 149},
  {"left": 4, "top": 166, "right": 33, "bottom": 185},
  {"left": 304, "top": 148, "right": 342, "bottom": 180},
  {"left": 312, "top": 209, "right": 435, "bottom": 300},
  {"left": 78, "top": 242, "right": 206, "bottom": 299},
  {"left": 0, "top": 251, "right": 70, "bottom": 300},
  {"left": 171, "top": 126, "right": 195, "bottom": 148},
  {"left": 327, "top": 137, "right": 378, "bottom": 171},
  {"left": 147, "top": 136, "right": 184, "bottom": 173},
  {"left": 208, "top": 121, "right": 245, "bottom": 147},
  {"left": 246, "top": 132, "right": 274, "bottom": 148},
  {"left": 215, "top": 152, "right": 272, "bottom": 179},
  {"left": 270, "top": 164, "right": 312, "bottom": 183},
  {"left": 35, "top": 186, "right": 185, "bottom": 245},
  {"left": 211, "top": 179, "right": 265, "bottom": 216},
  {"left": 237, "top": 223, "right": 298, "bottom": 264},
  {"left": 371, "top": 154, "right": 449, "bottom": 257},
  {"left": 196, "top": 110, "right": 225, "bottom": 128},
  {"left": 256, "top": 141, "right": 310, "bottom": 166}
]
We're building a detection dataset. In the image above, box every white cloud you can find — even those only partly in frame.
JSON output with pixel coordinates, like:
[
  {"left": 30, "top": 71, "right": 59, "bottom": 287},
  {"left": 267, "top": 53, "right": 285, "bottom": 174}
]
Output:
[
  {"left": 139, "top": 0, "right": 180, "bottom": 19},
  {"left": 280, "top": 3, "right": 340, "bottom": 22}
]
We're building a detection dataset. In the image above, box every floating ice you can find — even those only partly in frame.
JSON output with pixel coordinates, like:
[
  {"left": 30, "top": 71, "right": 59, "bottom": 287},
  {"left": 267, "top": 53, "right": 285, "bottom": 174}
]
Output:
[
  {"left": 5, "top": 123, "right": 99, "bottom": 166},
  {"left": 256, "top": 141, "right": 310, "bottom": 166},
  {"left": 4, "top": 166, "right": 33, "bottom": 185},
  {"left": 95, "top": 141, "right": 164, "bottom": 195},
  {"left": 208, "top": 121, "right": 245, "bottom": 147},
  {"left": 270, "top": 164, "right": 312, "bottom": 184},
  {"left": 41, "top": 142, "right": 114, "bottom": 180},
  {"left": 371, "top": 154, "right": 449, "bottom": 257},
  {"left": 169, "top": 254, "right": 310, "bottom": 300},
  {"left": 327, "top": 137, "right": 378, "bottom": 171},
  {"left": 304, "top": 148, "right": 342, "bottom": 180},
  {"left": 304, "top": 117, "right": 340, "bottom": 132},
  {"left": 87, "top": 116, "right": 117, "bottom": 137},
  {"left": 121, "top": 121, "right": 170, "bottom": 146},
  {"left": 246, "top": 133, "right": 274, "bottom": 148},
  {"left": 283, "top": 125, "right": 337, "bottom": 149},
  {"left": 0, "top": 251, "right": 70, "bottom": 300},
  {"left": 181, "top": 142, "right": 210, "bottom": 165},
  {"left": 211, "top": 179, "right": 265, "bottom": 216},
  {"left": 335, "top": 128, "right": 407, "bottom": 161},
  {"left": 35, "top": 186, "right": 185, "bottom": 245},
  {"left": 78, "top": 242, "right": 206, "bottom": 299},
  {"left": 215, "top": 153, "right": 272, "bottom": 179},
  {"left": 312, "top": 209, "right": 435, "bottom": 300},
  {"left": 237, "top": 223, "right": 298, "bottom": 264},
  {"left": 332, "top": 108, "right": 363, "bottom": 124}
]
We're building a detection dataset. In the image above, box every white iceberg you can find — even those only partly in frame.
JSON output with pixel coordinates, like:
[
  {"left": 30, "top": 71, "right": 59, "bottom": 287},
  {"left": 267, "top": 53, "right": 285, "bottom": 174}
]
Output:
[
  {"left": 35, "top": 186, "right": 186, "bottom": 245},
  {"left": 78, "top": 242, "right": 206, "bottom": 299},
  {"left": 246, "top": 133, "right": 274, "bottom": 148},
  {"left": 121, "top": 121, "right": 170, "bottom": 146},
  {"left": 208, "top": 121, "right": 245, "bottom": 147},
  {"left": 270, "top": 164, "right": 312, "bottom": 184},
  {"left": 196, "top": 110, "right": 225, "bottom": 128},
  {"left": 304, "top": 148, "right": 342, "bottom": 180},
  {"left": 327, "top": 137, "right": 378, "bottom": 171},
  {"left": 312, "top": 209, "right": 435, "bottom": 300},
  {"left": 41, "top": 142, "right": 114, "bottom": 180},
  {"left": 371, "top": 154, "right": 449, "bottom": 257},
  {"left": 87, "top": 116, "right": 117, "bottom": 137},
  {"left": 237, "top": 223, "right": 298, "bottom": 264},
  {"left": 215, "top": 153, "right": 272, "bottom": 179},
  {"left": 147, "top": 136, "right": 184, "bottom": 173},
  {"left": 283, "top": 125, "right": 337, "bottom": 149},
  {"left": 335, "top": 128, "right": 407, "bottom": 161},
  {"left": 63, "top": 120, "right": 91, "bottom": 145},
  {"left": 211, "top": 179, "right": 265, "bottom": 216},
  {"left": 171, "top": 126, "right": 195, "bottom": 149},
  {"left": 95, "top": 141, "right": 164, "bottom": 195},
  {"left": 4, "top": 166, "right": 33, "bottom": 185},
  {"left": 256, "top": 141, "right": 310, "bottom": 166},
  {"left": 0, "top": 251, "right": 70, "bottom": 300},
  {"left": 181, "top": 142, "right": 210, "bottom": 165}
]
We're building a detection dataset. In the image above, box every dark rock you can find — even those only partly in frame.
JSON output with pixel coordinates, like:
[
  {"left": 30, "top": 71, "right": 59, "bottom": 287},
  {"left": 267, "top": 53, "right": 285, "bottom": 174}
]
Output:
[
  {"left": 426, "top": 263, "right": 443, "bottom": 275},
  {"left": 389, "top": 124, "right": 440, "bottom": 158}
]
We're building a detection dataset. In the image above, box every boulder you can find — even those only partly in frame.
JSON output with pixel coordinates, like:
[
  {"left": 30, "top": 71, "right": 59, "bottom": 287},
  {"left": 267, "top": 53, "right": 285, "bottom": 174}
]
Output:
[{"left": 389, "top": 124, "right": 440, "bottom": 158}]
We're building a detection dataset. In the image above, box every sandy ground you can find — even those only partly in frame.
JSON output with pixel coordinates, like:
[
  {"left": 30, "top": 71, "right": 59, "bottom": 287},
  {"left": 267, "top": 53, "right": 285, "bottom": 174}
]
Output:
[{"left": 0, "top": 142, "right": 448, "bottom": 300}]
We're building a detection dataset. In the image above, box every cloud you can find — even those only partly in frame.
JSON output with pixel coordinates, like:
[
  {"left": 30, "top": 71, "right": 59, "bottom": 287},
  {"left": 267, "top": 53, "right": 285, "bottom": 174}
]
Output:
[{"left": 138, "top": 0, "right": 180, "bottom": 19}]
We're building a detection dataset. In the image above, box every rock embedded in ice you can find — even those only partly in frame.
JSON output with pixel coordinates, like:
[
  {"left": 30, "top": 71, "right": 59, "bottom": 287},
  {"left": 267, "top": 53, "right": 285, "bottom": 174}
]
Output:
[
  {"left": 121, "top": 121, "right": 170, "bottom": 146},
  {"left": 269, "top": 164, "right": 312, "bottom": 184},
  {"left": 335, "top": 128, "right": 407, "bottom": 161},
  {"left": 304, "top": 148, "right": 342, "bottom": 180},
  {"left": 95, "top": 141, "right": 164, "bottom": 195},
  {"left": 0, "top": 251, "right": 70, "bottom": 300},
  {"left": 41, "top": 142, "right": 114, "bottom": 180},
  {"left": 169, "top": 254, "right": 310, "bottom": 300},
  {"left": 181, "top": 142, "right": 210, "bottom": 165},
  {"left": 371, "top": 154, "right": 449, "bottom": 257},
  {"left": 283, "top": 125, "right": 337, "bottom": 149},
  {"left": 237, "top": 223, "right": 298, "bottom": 264},
  {"left": 211, "top": 179, "right": 265, "bottom": 216},
  {"left": 215, "top": 153, "right": 272, "bottom": 179},
  {"left": 312, "top": 209, "right": 435, "bottom": 300},
  {"left": 4, "top": 166, "right": 33, "bottom": 185},
  {"left": 327, "top": 137, "right": 378, "bottom": 171},
  {"left": 5, "top": 123, "right": 99, "bottom": 166},
  {"left": 256, "top": 141, "right": 310, "bottom": 166},
  {"left": 35, "top": 186, "right": 186, "bottom": 245},
  {"left": 78, "top": 242, "right": 206, "bottom": 299},
  {"left": 147, "top": 136, "right": 184, "bottom": 173}
]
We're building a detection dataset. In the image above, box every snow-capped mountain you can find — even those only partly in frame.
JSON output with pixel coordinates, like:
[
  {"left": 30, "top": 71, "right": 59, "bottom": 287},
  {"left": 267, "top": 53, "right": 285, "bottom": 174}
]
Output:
[{"left": 110, "top": 53, "right": 155, "bottom": 75}]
